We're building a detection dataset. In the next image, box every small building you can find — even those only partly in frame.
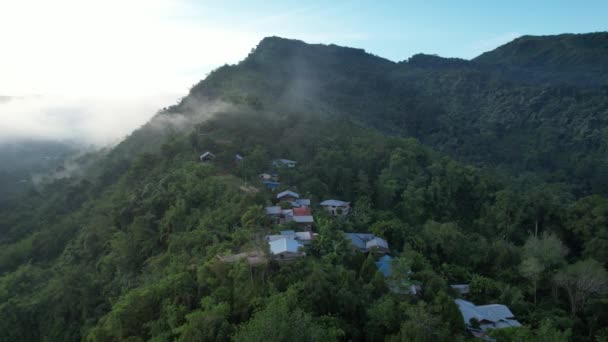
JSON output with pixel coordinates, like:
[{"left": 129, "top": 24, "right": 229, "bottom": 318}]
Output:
[
  {"left": 454, "top": 299, "right": 522, "bottom": 337},
  {"left": 266, "top": 230, "right": 315, "bottom": 244},
  {"left": 259, "top": 173, "right": 278, "bottom": 181},
  {"left": 277, "top": 190, "right": 300, "bottom": 202},
  {"left": 280, "top": 209, "right": 294, "bottom": 224},
  {"left": 451, "top": 284, "right": 470, "bottom": 295},
  {"left": 263, "top": 180, "right": 281, "bottom": 190},
  {"left": 345, "top": 233, "right": 389, "bottom": 253},
  {"left": 375, "top": 255, "right": 422, "bottom": 296},
  {"left": 235, "top": 154, "right": 244, "bottom": 163},
  {"left": 265, "top": 206, "right": 282, "bottom": 215},
  {"left": 293, "top": 217, "right": 314, "bottom": 230},
  {"left": 269, "top": 238, "right": 305, "bottom": 261},
  {"left": 272, "top": 159, "right": 297, "bottom": 168},
  {"left": 375, "top": 255, "right": 394, "bottom": 277},
  {"left": 292, "top": 207, "right": 312, "bottom": 216},
  {"left": 320, "top": 199, "right": 351, "bottom": 216},
  {"left": 291, "top": 198, "right": 311, "bottom": 208},
  {"left": 199, "top": 152, "right": 215, "bottom": 163}
]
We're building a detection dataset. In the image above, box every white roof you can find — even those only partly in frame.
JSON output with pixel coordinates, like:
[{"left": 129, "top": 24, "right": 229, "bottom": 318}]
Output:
[
  {"left": 274, "top": 159, "right": 296, "bottom": 164},
  {"left": 200, "top": 151, "right": 215, "bottom": 158},
  {"left": 295, "top": 232, "right": 313, "bottom": 240},
  {"left": 277, "top": 190, "right": 300, "bottom": 199},
  {"left": 320, "top": 199, "right": 349, "bottom": 207},
  {"left": 293, "top": 215, "right": 314, "bottom": 223},
  {"left": 269, "top": 238, "right": 303, "bottom": 254},
  {"left": 366, "top": 237, "right": 389, "bottom": 249}
]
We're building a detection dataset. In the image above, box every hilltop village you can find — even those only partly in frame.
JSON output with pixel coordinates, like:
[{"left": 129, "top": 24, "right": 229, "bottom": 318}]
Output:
[{"left": 200, "top": 151, "right": 522, "bottom": 338}]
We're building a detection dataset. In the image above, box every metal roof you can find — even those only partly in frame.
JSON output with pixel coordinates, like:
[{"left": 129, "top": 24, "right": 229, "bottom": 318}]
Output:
[
  {"left": 366, "top": 237, "right": 389, "bottom": 250},
  {"left": 200, "top": 152, "right": 215, "bottom": 159},
  {"left": 455, "top": 299, "right": 520, "bottom": 329},
  {"left": 344, "top": 233, "right": 377, "bottom": 250},
  {"left": 277, "top": 190, "right": 300, "bottom": 199},
  {"left": 292, "top": 215, "right": 314, "bottom": 223},
  {"left": 320, "top": 199, "right": 349, "bottom": 206},
  {"left": 273, "top": 159, "right": 296, "bottom": 164},
  {"left": 265, "top": 206, "right": 282, "bottom": 215},
  {"left": 375, "top": 255, "right": 393, "bottom": 277},
  {"left": 269, "top": 238, "right": 303, "bottom": 254}
]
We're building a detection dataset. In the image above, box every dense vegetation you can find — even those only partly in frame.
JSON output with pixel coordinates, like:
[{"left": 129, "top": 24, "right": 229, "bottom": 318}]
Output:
[
  {"left": 0, "top": 140, "right": 81, "bottom": 201},
  {"left": 1, "top": 33, "right": 608, "bottom": 341}
]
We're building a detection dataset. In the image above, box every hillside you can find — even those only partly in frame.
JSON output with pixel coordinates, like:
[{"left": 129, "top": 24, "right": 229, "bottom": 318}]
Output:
[
  {"left": 0, "top": 34, "right": 607, "bottom": 341},
  {"left": 474, "top": 32, "right": 608, "bottom": 86},
  {"left": 184, "top": 35, "right": 608, "bottom": 195}
]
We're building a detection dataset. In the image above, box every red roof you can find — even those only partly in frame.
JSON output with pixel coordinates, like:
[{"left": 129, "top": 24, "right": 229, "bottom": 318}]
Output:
[{"left": 292, "top": 207, "right": 312, "bottom": 216}]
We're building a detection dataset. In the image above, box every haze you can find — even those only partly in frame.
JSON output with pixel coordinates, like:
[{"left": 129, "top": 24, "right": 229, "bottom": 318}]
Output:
[{"left": 1, "top": 0, "right": 606, "bottom": 145}]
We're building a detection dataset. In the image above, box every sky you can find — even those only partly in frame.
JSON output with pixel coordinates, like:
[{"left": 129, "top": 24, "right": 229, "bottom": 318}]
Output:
[{"left": 0, "top": 0, "right": 606, "bottom": 145}]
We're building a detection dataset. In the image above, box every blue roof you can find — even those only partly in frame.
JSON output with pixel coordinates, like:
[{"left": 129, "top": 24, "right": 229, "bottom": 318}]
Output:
[
  {"left": 344, "top": 233, "right": 376, "bottom": 250},
  {"left": 280, "top": 230, "right": 296, "bottom": 235},
  {"left": 375, "top": 255, "right": 393, "bottom": 277},
  {"left": 263, "top": 181, "right": 280, "bottom": 189},
  {"left": 454, "top": 299, "right": 520, "bottom": 329}
]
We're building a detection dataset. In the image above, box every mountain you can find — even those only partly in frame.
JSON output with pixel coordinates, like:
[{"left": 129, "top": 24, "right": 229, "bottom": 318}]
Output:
[
  {"left": 1, "top": 34, "right": 607, "bottom": 341},
  {"left": 474, "top": 32, "right": 608, "bottom": 86},
  {"left": 185, "top": 34, "right": 608, "bottom": 195}
]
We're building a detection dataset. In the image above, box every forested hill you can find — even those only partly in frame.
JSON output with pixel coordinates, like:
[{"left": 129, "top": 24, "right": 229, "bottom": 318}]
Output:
[
  {"left": 186, "top": 34, "right": 608, "bottom": 196},
  {"left": 0, "top": 34, "right": 608, "bottom": 341},
  {"left": 474, "top": 32, "right": 608, "bottom": 86}
]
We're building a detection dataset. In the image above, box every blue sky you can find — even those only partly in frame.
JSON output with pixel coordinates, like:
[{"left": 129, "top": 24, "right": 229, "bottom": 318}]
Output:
[
  {"left": 0, "top": 0, "right": 606, "bottom": 144},
  {"left": 184, "top": 0, "right": 608, "bottom": 61}
]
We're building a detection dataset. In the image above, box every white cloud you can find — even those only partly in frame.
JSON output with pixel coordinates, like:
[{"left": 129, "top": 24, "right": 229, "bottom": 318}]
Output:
[
  {"left": 0, "top": 1, "right": 370, "bottom": 146},
  {"left": 0, "top": 94, "right": 178, "bottom": 145}
]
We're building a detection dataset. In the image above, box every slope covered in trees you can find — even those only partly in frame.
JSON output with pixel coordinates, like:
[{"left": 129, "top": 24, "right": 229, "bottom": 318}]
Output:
[
  {"left": 186, "top": 34, "right": 608, "bottom": 196},
  {"left": 0, "top": 34, "right": 607, "bottom": 341}
]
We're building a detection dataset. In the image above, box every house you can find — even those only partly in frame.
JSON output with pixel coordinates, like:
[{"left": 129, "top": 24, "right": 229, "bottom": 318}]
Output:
[
  {"left": 375, "top": 255, "right": 422, "bottom": 295},
  {"left": 199, "top": 152, "right": 215, "bottom": 162},
  {"left": 281, "top": 209, "right": 294, "bottom": 224},
  {"left": 454, "top": 299, "right": 522, "bottom": 336},
  {"left": 451, "top": 284, "right": 470, "bottom": 295},
  {"left": 263, "top": 180, "right": 281, "bottom": 190},
  {"left": 375, "top": 255, "right": 394, "bottom": 277},
  {"left": 269, "top": 238, "right": 305, "bottom": 260},
  {"left": 272, "top": 159, "right": 297, "bottom": 168},
  {"left": 235, "top": 154, "right": 244, "bottom": 163},
  {"left": 291, "top": 198, "right": 311, "bottom": 208},
  {"left": 345, "top": 233, "right": 389, "bottom": 253},
  {"left": 265, "top": 206, "right": 282, "bottom": 215},
  {"left": 277, "top": 190, "right": 300, "bottom": 202},
  {"left": 266, "top": 230, "right": 315, "bottom": 244},
  {"left": 293, "top": 215, "right": 314, "bottom": 229},
  {"left": 292, "top": 207, "right": 312, "bottom": 216},
  {"left": 259, "top": 173, "right": 278, "bottom": 181},
  {"left": 320, "top": 199, "right": 351, "bottom": 216}
]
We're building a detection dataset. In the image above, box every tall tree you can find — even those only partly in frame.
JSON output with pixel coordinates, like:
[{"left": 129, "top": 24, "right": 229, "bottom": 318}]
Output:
[{"left": 554, "top": 259, "right": 608, "bottom": 315}]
